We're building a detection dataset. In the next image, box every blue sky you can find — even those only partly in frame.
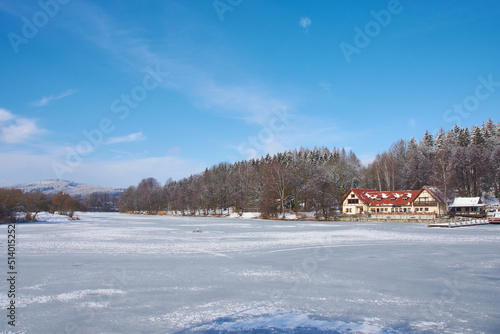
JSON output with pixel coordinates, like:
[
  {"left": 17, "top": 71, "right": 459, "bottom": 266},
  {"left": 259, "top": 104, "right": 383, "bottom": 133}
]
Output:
[{"left": 1, "top": 0, "right": 499, "bottom": 188}]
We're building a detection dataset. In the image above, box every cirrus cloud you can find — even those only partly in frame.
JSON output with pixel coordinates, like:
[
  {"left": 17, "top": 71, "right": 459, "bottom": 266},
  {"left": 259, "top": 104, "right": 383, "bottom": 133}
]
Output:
[
  {"left": 31, "top": 89, "right": 78, "bottom": 107},
  {"left": 105, "top": 131, "right": 146, "bottom": 145}
]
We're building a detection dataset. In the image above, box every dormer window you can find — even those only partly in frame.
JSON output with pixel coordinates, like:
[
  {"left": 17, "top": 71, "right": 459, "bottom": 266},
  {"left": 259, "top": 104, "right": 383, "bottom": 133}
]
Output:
[
  {"left": 391, "top": 198, "right": 395, "bottom": 201},
  {"left": 403, "top": 197, "right": 407, "bottom": 201},
  {"left": 377, "top": 198, "right": 381, "bottom": 201}
]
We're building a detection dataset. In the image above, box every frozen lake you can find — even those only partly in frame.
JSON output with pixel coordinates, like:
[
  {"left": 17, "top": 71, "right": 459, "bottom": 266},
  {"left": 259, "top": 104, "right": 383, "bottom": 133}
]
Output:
[{"left": 2, "top": 212, "right": 500, "bottom": 333}]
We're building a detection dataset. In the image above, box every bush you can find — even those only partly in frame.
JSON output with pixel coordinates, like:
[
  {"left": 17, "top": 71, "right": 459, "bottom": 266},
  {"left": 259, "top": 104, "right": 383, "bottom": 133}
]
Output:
[{"left": 24, "top": 212, "right": 37, "bottom": 222}]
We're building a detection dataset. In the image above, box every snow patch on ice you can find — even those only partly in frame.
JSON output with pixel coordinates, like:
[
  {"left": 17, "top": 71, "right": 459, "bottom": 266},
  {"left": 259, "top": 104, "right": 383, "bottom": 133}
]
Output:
[
  {"left": 80, "top": 301, "right": 110, "bottom": 308},
  {"left": 411, "top": 321, "right": 447, "bottom": 331},
  {"left": 237, "top": 268, "right": 287, "bottom": 279},
  {"left": 186, "top": 311, "right": 400, "bottom": 333},
  {"left": 24, "top": 283, "right": 46, "bottom": 291},
  {"left": 16, "top": 289, "right": 125, "bottom": 308}
]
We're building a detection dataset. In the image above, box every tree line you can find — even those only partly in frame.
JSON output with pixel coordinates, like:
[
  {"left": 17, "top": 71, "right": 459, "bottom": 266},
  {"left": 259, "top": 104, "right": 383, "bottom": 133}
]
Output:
[
  {"left": 0, "top": 189, "right": 78, "bottom": 223},
  {"left": 364, "top": 119, "right": 500, "bottom": 199},
  {"left": 118, "top": 147, "right": 361, "bottom": 219},
  {"left": 0, "top": 189, "right": 120, "bottom": 223},
  {"left": 118, "top": 119, "right": 500, "bottom": 219}
]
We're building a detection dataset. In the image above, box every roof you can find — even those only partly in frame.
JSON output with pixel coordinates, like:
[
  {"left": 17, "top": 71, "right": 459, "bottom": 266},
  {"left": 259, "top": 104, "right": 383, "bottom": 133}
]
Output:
[
  {"left": 413, "top": 186, "right": 447, "bottom": 204},
  {"left": 341, "top": 188, "right": 377, "bottom": 204},
  {"left": 343, "top": 188, "right": 420, "bottom": 207},
  {"left": 366, "top": 190, "right": 420, "bottom": 206},
  {"left": 449, "top": 197, "right": 485, "bottom": 208},
  {"left": 344, "top": 186, "right": 447, "bottom": 207}
]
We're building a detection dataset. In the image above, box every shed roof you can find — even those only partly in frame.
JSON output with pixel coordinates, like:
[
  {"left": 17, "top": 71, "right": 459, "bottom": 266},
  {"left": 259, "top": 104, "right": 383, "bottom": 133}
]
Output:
[{"left": 449, "top": 197, "right": 485, "bottom": 207}]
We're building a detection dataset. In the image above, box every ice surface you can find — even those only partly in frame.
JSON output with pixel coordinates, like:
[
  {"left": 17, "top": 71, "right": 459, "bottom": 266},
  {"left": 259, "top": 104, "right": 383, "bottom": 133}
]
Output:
[{"left": 2, "top": 213, "right": 500, "bottom": 333}]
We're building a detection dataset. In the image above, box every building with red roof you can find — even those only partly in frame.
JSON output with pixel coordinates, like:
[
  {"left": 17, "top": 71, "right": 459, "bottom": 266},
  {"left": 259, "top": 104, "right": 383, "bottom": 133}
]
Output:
[{"left": 342, "top": 186, "right": 447, "bottom": 215}]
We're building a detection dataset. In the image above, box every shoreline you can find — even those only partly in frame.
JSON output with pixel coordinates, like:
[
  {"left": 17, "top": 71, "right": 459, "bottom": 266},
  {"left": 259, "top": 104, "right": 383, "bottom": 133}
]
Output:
[{"left": 121, "top": 211, "right": 446, "bottom": 223}]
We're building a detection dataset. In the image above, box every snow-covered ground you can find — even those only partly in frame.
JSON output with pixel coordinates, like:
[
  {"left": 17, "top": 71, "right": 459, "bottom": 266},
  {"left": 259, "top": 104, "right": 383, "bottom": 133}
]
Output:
[{"left": 2, "top": 213, "right": 500, "bottom": 333}]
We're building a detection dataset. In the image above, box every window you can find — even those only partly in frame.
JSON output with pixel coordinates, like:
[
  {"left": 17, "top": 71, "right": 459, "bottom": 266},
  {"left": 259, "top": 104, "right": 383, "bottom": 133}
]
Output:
[
  {"left": 385, "top": 208, "right": 388, "bottom": 212},
  {"left": 425, "top": 208, "right": 429, "bottom": 212},
  {"left": 391, "top": 198, "right": 395, "bottom": 201},
  {"left": 377, "top": 198, "right": 381, "bottom": 201},
  {"left": 351, "top": 194, "right": 355, "bottom": 198},
  {"left": 348, "top": 199, "right": 359, "bottom": 204},
  {"left": 403, "top": 197, "right": 407, "bottom": 201}
]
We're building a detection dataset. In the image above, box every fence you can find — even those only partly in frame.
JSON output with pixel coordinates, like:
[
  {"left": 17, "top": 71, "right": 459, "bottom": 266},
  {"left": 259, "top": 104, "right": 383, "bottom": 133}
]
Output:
[{"left": 427, "top": 217, "right": 489, "bottom": 228}]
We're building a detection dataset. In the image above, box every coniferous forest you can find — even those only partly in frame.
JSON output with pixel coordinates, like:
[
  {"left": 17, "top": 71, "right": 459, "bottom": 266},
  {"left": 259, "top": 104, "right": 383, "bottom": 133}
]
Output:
[{"left": 119, "top": 119, "right": 500, "bottom": 218}]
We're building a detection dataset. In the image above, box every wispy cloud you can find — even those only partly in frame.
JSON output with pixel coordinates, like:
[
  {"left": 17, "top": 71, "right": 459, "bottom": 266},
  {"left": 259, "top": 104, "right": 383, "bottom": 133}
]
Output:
[
  {"left": 299, "top": 17, "right": 311, "bottom": 31},
  {"left": 0, "top": 108, "right": 15, "bottom": 122},
  {"left": 319, "top": 81, "right": 333, "bottom": 95},
  {"left": 105, "top": 132, "right": 146, "bottom": 145},
  {"left": 0, "top": 108, "right": 46, "bottom": 143},
  {"left": 32, "top": 89, "right": 78, "bottom": 107},
  {"left": 193, "top": 80, "right": 292, "bottom": 127},
  {"left": 60, "top": 2, "right": 295, "bottom": 128},
  {"left": 107, "top": 149, "right": 134, "bottom": 157}
]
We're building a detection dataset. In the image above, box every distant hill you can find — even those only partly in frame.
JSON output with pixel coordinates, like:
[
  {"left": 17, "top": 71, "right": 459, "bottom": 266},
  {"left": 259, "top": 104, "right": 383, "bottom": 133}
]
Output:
[{"left": 12, "top": 179, "right": 124, "bottom": 197}]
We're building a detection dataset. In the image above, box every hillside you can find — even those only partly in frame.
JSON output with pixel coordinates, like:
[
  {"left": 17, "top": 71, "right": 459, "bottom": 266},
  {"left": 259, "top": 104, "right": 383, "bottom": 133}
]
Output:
[{"left": 13, "top": 179, "right": 123, "bottom": 197}]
